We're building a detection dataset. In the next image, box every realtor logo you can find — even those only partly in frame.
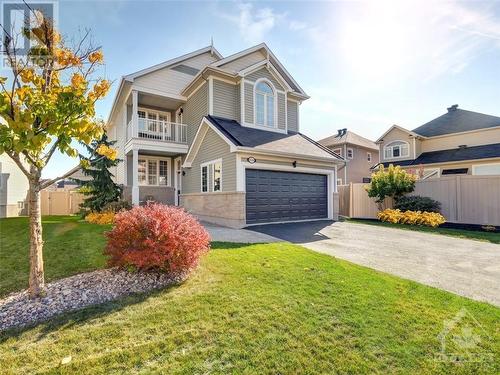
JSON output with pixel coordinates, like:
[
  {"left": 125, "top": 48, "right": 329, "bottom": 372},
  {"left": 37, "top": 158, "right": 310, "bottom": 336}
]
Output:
[
  {"left": 435, "top": 307, "right": 493, "bottom": 364},
  {"left": 1, "top": 0, "right": 58, "bottom": 68}
]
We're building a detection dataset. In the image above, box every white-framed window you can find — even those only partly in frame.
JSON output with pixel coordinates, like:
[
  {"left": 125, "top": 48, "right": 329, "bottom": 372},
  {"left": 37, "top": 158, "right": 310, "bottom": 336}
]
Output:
[
  {"left": 367, "top": 152, "right": 372, "bottom": 162},
  {"left": 137, "top": 156, "right": 170, "bottom": 186},
  {"left": 347, "top": 148, "right": 354, "bottom": 159},
  {"left": 472, "top": 163, "right": 500, "bottom": 176},
  {"left": 200, "top": 159, "right": 223, "bottom": 192},
  {"left": 254, "top": 80, "right": 276, "bottom": 128},
  {"left": 333, "top": 148, "right": 342, "bottom": 156},
  {"left": 137, "top": 108, "right": 171, "bottom": 134},
  {"left": 384, "top": 141, "right": 410, "bottom": 159}
]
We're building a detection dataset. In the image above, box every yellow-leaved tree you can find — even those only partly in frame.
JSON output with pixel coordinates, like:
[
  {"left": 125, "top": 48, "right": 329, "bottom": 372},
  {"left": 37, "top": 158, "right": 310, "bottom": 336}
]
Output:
[{"left": 0, "top": 10, "right": 113, "bottom": 297}]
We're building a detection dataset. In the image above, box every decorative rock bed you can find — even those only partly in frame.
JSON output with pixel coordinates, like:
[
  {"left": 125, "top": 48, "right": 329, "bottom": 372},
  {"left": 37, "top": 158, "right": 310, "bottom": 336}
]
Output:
[{"left": 0, "top": 268, "right": 186, "bottom": 332}]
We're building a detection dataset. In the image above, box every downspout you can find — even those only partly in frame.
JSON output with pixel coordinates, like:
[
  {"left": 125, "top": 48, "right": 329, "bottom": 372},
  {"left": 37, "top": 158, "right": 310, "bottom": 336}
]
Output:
[{"left": 343, "top": 144, "right": 347, "bottom": 183}]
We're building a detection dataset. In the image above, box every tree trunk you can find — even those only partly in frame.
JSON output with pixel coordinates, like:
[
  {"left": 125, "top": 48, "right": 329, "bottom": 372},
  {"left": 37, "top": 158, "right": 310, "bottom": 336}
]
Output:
[{"left": 28, "top": 177, "right": 45, "bottom": 298}]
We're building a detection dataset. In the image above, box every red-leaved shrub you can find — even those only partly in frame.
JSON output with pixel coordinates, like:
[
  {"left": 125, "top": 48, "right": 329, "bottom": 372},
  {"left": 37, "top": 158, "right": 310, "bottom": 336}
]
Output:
[{"left": 105, "top": 203, "right": 210, "bottom": 273}]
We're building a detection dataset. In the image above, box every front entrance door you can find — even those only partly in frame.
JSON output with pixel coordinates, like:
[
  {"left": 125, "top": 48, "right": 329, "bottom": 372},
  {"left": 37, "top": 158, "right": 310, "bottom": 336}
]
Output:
[{"left": 174, "top": 157, "right": 183, "bottom": 206}]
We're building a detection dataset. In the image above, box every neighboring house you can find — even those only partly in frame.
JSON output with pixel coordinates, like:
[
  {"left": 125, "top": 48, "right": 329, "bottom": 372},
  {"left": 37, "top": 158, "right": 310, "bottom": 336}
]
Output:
[
  {"left": 319, "top": 129, "right": 379, "bottom": 184},
  {"left": 42, "top": 169, "right": 91, "bottom": 191},
  {"left": 106, "top": 43, "right": 344, "bottom": 228},
  {"left": 0, "top": 153, "right": 29, "bottom": 218},
  {"left": 374, "top": 105, "right": 500, "bottom": 179}
]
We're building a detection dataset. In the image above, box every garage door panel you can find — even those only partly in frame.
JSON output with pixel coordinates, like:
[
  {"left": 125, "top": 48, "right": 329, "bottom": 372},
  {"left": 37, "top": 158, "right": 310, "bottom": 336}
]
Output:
[{"left": 246, "top": 169, "right": 328, "bottom": 224}]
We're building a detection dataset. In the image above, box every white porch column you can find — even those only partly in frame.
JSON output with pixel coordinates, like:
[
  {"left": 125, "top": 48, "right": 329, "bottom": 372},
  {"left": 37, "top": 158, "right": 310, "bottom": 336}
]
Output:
[
  {"left": 132, "top": 89, "right": 138, "bottom": 138},
  {"left": 132, "top": 148, "right": 139, "bottom": 205}
]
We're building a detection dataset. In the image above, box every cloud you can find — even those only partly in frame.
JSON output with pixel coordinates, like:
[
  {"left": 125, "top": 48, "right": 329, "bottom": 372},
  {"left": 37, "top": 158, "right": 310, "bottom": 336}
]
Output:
[{"left": 219, "top": 2, "right": 284, "bottom": 44}]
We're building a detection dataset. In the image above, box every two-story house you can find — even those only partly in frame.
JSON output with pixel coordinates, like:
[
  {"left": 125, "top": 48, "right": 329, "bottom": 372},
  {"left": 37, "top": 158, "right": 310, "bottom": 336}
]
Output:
[
  {"left": 319, "top": 129, "right": 379, "bottom": 184},
  {"left": 374, "top": 105, "right": 500, "bottom": 179},
  {"left": 106, "top": 43, "right": 344, "bottom": 228}
]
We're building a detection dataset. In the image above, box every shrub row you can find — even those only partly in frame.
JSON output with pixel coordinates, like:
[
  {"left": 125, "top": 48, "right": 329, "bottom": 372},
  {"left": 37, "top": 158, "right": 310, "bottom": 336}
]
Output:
[
  {"left": 394, "top": 196, "right": 441, "bottom": 213},
  {"left": 378, "top": 209, "right": 446, "bottom": 228}
]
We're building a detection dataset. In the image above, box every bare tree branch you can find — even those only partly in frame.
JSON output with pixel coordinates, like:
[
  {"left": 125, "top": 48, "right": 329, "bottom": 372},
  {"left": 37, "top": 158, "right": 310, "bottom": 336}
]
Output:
[
  {"left": 42, "top": 138, "right": 60, "bottom": 163},
  {"left": 40, "top": 164, "right": 81, "bottom": 190},
  {"left": 5, "top": 151, "right": 31, "bottom": 178}
]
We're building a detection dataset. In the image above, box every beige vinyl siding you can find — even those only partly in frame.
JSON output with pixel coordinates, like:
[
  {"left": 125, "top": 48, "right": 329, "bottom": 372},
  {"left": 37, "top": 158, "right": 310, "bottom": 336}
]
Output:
[
  {"left": 219, "top": 50, "right": 266, "bottom": 72},
  {"left": 213, "top": 80, "right": 238, "bottom": 120},
  {"left": 287, "top": 100, "right": 299, "bottom": 132},
  {"left": 245, "top": 67, "right": 285, "bottom": 91},
  {"left": 184, "top": 82, "right": 208, "bottom": 145},
  {"left": 244, "top": 81, "right": 254, "bottom": 123},
  {"left": 420, "top": 127, "right": 500, "bottom": 153},
  {"left": 183, "top": 128, "right": 236, "bottom": 194},
  {"left": 182, "top": 52, "right": 219, "bottom": 69},
  {"left": 134, "top": 69, "right": 195, "bottom": 97},
  {"left": 277, "top": 92, "right": 286, "bottom": 130},
  {"left": 379, "top": 127, "right": 414, "bottom": 162}
]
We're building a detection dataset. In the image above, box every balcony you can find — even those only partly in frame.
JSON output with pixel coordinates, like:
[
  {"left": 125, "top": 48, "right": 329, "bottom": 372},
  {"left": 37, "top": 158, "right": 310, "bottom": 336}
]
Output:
[{"left": 127, "top": 118, "right": 187, "bottom": 144}]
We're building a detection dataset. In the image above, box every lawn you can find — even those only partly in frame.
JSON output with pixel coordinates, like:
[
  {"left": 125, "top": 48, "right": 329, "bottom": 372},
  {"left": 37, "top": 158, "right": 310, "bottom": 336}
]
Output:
[
  {"left": 348, "top": 218, "right": 500, "bottom": 244},
  {"left": 0, "top": 217, "right": 499, "bottom": 373},
  {"left": 0, "top": 216, "right": 110, "bottom": 296}
]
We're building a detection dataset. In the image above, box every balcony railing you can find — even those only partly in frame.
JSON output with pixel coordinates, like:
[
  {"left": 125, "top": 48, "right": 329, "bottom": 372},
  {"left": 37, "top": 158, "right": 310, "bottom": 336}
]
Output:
[{"left": 127, "top": 118, "right": 187, "bottom": 144}]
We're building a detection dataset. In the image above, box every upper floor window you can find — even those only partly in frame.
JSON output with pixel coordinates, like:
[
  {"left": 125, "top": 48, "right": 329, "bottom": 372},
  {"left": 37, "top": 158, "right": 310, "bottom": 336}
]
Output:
[
  {"left": 384, "top": 141, "right": 409, "bottom": 159},
  {"left": 367, "top": 152, "right": 372, "bottom": 162},
  {"left": 255, "top": 81, "right": 275, "bottom": 127},
  {"left": 347, "top": 148, "right": 354, "bottom": 159}
]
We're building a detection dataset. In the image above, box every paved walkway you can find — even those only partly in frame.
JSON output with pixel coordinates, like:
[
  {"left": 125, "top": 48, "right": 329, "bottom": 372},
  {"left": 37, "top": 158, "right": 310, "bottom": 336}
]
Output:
[
  {"left": 204, "top": 223, "right": 280, "bottom": 243},
  {"left": 249, "top": 220, "right": 500, "bottom": 306}
]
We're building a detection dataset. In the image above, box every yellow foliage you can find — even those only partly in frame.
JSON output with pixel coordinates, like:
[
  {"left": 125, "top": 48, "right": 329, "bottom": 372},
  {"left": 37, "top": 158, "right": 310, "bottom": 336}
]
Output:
[
  {"left": 96, "top": 144, "right": 117, "bottom": 160},
  {"left": 378, "top": 209, "right": 446, "bottom": 228},
  {"left": 85, "top": 211, "right": 115, "bottom": 225},
  {"left": 70, "top": 73, "right": 85, "bottom": 90},
  {"left": 88, "top": 50, "right": 104, "bottom": 64}
]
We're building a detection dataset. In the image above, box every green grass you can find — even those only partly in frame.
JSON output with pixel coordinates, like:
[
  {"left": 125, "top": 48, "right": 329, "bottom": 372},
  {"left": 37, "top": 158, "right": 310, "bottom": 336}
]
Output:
[
  {"left": 0, "top": 217, "right": 499, "bottom": 373},
  {"left": 0, "top": 216, "right": 110, "bottom": 296},
  {"left": 348, "top": 219, "right": 500, "bottom": 244}
]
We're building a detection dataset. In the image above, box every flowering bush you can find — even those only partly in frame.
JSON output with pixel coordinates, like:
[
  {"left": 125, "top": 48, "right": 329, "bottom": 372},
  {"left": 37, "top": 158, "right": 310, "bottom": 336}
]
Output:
[
  {"left": 104, "top": 204, "right": 211, "bottom": 273},
  {"left": 366, "top": 165, "right": 417, "bottom": 209},
  {"left": 378, "top": 209, "right": 446, "bottom": 228},
  {"left": 85, "top": 211, "right": 115, "bottom": 225}
]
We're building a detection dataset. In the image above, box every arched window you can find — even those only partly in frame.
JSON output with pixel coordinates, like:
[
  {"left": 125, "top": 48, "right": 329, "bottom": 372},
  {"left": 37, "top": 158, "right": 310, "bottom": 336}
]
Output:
[
  {"left": 255, "top": 81, "right": 275, "bottom": 127},
  {"left": 384, "top": 141, "right": 410, "bottom": 159}
]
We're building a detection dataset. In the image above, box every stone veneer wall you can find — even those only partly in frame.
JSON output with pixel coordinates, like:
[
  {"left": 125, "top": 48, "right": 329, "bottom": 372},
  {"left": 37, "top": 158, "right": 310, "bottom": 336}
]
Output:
[{"left": 180, "top": 191, "right": 245, "bottom": 228}]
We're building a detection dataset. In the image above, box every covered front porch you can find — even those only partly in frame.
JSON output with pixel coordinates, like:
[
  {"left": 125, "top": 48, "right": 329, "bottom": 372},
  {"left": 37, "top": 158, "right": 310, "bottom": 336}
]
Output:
[{"left": 124, "top": 149, "right": 185, "bottom": 206}]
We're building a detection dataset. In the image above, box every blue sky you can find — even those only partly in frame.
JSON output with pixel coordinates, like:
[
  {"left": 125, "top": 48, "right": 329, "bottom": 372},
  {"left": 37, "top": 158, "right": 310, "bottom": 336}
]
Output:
[{"left": 44, "top": 0, "right": 500, "bottom": 178}]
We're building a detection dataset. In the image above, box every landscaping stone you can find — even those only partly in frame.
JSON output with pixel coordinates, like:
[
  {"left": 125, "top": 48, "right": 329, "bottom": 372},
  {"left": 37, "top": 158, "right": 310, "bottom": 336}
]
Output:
[{"left": 0, "top": 268, "right": 186, "bottom": 332}]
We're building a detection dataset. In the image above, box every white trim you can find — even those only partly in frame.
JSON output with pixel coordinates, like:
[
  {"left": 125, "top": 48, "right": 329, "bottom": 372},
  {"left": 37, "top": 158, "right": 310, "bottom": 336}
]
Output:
[
  {"left": 284, "top": 93, "right": 288, "bottom": 132},
  {"left": 472, "top": 162, "right": 500, "bottom": 176},
  {"left": 211, "top": 43, "right": 267, "bottom": 68},
  {"left": 376, "top": 124, "right": 422, "bottom": 143},
  {"left": 238, "top": 59, "right": 268, "bottom": 76},
  {"left": 383, "top": 140, "right": 410, "bottom": 160},
  {"left": 174, "top": 156, "right": 183, "bottom": 205},
  {"left": 200, "top": 158, "right": 223, "bottom": 193},
  {"left": 208, "top": 77, "right": 214, "bottom": 115},
  {"left": 240, "top": 78, "right": 245, "bottom": 124},
  {"left": 418, "top": 124, "right": 500, "bottom": 140},
  {"left": 236, "top": 147, "right": 344, "bottom": 164},
  {"left": 242, "top": 122, "right": 287, "bottom": 134},
  {"left": 266, "top": 61, "right": 293, "bottom": 92},
  {"left": 186, "top": 81, "right": 207, "bottom": 100},
  {"left": 241, "top": 161, "right": 335, "bottom": 220},
  {"left": 253, "top": 78, "right": 278, "bottom": 129},
  {"left": 421, "top": 168, "right": 440, "bottom": 180},
  {"left": 183, "top": 118, "right": 237, "bottom": 167},
  {"left": 297, "top": 101, "right": 300, "bottom": 132},
  {"left": 131, "top": 85, "right": 187, "bottom": 102},
  {"left": 124, "top": 45, "right": 222, "bottom": 81},
  {"left": 212, "top": 76, "right": 237, "bottom": 85},
  {"left": 347, "top": 147, "right": 354, "bottom": 159},
  {"left": 137, "top": 155, "right": 172, "bottom": 187},
  {"left": 413, "top": 137, "right": 417, "bottom": 160}
]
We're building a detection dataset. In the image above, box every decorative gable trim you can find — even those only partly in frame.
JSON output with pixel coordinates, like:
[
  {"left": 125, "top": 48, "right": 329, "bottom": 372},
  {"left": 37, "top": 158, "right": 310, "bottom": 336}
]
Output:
[
  {"left": 183, "top": 117, "right": 237, "bottom": 168},
  {"left": 376, "top": 125, "right": 423, "bottom": 143}
]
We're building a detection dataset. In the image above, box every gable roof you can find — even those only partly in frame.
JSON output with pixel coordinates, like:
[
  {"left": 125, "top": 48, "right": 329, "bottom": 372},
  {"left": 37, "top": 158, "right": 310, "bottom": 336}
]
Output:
[
  {"left": 319, "top": 130, "right": 378, "bottom": 151},
  {"left": 211, "top": 43, "right": 308, "bottom": 97},
  {"left": 377, "top": 143, "right": 500, "bottom": 168},
  {"left": 124, "top": 45, "right": 222, "bottom": 81},
  {"left": 206, "top": 115, "right": 344, "bottom": 161},
  {"left": 412, "top": 106, "right": 500, "bottom": 137},
  {"left": 375, "top": 124, "right": 421, "bottom": 143}
]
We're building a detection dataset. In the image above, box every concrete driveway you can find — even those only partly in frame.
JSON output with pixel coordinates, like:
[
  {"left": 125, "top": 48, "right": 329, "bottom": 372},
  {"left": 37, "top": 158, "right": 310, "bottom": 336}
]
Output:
[{"left": 249, "top": 220, "right": 500, "bottom": 306}]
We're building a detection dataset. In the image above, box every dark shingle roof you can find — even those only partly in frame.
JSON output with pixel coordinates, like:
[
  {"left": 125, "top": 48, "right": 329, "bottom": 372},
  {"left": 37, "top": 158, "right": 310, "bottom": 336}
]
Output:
[
  {"left": 378, "top": 143, "right": 500, "bottom": 168},
  {"left": 412, "top": 107, "right": 500, "bottom": 137},
  {"left": 206, "top": 115, "right": 342, "bottom": 160}
]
